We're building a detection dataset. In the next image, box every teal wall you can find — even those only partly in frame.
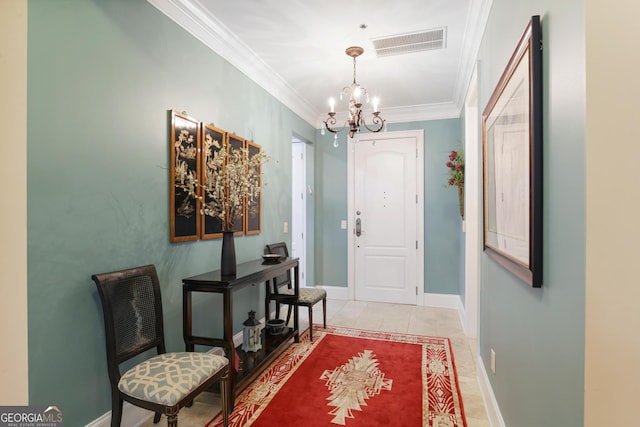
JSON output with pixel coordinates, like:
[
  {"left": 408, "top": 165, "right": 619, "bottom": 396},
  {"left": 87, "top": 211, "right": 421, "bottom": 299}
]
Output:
[
  {"left": 313, "top": 130, "right": 349, "bottom": 286},
  {"left": 314, "top": 119, "right": 463, "bottom": 295},
  {"left": 27, "top": 0, "right": 314, "bottom": 425},
  {"left": 477, "top": 1, "right": 586, "bottom": 426}
]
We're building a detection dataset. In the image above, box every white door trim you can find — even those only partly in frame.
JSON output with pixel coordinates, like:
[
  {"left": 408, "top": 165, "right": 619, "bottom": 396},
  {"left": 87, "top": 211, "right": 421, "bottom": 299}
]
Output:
[
  {"left": 347, "top": 130, "right": 424, "bottom": 303},
  {"left": 463, "top": 65, "right": 480, "bottom": 338}
]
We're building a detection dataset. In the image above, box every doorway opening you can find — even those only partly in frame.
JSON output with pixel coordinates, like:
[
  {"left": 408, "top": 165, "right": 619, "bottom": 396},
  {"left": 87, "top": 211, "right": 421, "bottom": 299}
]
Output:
[{"left": 291, "top": 137, "right": 307, "bottom": 287}]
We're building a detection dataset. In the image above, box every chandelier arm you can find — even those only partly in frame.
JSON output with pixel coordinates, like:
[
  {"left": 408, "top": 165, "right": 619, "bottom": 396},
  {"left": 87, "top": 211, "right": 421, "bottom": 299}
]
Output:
[
  {"left": 324, "top": 115, "right": 348, "bottom": 134},
  {"left": 362, "top": 114, "right": 385, "bottom": 133}
]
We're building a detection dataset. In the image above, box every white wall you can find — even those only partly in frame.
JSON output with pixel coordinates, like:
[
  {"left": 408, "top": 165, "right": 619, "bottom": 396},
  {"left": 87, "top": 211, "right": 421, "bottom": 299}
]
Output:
[
  {"left": 584, "top": 0, "right": 640, "bottom": 424},
  {"left": 0, "top": 0, "right": 29, "bottom": 404}
]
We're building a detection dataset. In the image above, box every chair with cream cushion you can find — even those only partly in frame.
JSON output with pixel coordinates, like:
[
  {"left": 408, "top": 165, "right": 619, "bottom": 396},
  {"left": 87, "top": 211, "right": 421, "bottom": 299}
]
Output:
[
  {"left": 91, "top": 264, "right": 229, "bottom": 427},
  {"left": 265, "top": 242, "right": 327, "bottom": 341}
]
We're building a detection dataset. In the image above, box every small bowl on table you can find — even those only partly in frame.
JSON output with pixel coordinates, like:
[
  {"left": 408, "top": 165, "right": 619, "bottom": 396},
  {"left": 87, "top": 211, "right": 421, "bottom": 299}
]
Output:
[
  {"left": 266, "top": 319, "right": 286, "bottom": 335},
  {"left": 262, "top": 254, "right": 282, "bottom": 264}
]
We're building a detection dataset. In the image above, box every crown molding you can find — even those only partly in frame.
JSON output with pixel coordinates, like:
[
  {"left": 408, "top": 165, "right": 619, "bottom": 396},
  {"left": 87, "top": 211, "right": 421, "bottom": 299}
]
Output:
[
  {"left": 385, "top": 102, "right": 462, "bottom": 123},
  {"left": 314, "top": 102, "right": 461, "bottom": 129},
  {"left": 147, "top": 0, "right": 318, "bottom": 125},
  {"left": 147, "top": 0, "right": 490, "bottom": 128},
  {"left": 453, "top": 0, "right": 494, "bottom": 110}
]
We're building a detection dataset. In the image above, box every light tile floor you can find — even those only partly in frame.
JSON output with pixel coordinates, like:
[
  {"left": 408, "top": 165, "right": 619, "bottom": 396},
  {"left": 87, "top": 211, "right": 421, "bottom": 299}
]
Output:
[{"left": 141, "top": 299, "right": 490, "bottom": 426}]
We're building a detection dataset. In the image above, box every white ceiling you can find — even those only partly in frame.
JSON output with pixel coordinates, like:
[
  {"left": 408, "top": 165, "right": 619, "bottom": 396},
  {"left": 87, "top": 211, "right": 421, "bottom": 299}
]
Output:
[{"left": 148, "top": 0, "right": 491, "bottom": 127}]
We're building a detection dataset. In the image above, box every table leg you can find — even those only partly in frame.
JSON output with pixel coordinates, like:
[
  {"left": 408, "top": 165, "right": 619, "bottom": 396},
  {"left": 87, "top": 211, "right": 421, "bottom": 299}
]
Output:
[
  {"left": 264, "top": 279, "right": 271, "bottom": 322},
  {"left": 183, "top": 288, "right": 194, "bottom": 351},
  {"left": 223, "top": 290, "right": 236, "bottom": 411},
  {"left": 293, "top": 263, "right": 300, "bottom": 343}
]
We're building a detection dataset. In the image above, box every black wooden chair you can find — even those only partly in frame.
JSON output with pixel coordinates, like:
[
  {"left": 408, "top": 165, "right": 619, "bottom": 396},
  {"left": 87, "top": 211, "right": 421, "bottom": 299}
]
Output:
[
  {"left": 265, "top": 242, "right": 327, "bottom": 341},
  {"left": 91, "top": 264, "right": 229, "bottom": 427}
]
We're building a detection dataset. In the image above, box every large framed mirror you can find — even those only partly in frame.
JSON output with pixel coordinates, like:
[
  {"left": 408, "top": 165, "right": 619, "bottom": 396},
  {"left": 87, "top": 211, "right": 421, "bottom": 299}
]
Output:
[{"left": 482, "top": 15, "right": 543, "bottom": 287}]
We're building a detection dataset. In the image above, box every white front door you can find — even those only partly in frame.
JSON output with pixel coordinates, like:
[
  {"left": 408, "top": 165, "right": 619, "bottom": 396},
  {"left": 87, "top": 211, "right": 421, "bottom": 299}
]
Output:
[{"left": 350, "top": 131, "right": 423, "bottom": 305}]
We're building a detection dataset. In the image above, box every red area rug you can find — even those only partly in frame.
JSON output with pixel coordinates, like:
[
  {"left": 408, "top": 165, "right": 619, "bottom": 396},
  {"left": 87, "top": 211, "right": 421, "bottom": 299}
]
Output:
[{"left": 207, "top": 326, "right": 466, "bottom": 427}]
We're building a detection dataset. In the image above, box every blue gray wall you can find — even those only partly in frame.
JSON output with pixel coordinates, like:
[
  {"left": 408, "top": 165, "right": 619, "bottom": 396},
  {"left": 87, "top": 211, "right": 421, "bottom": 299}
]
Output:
[
  {"left": 27, "top": 0, "right": 314, "bottom": 424},
  {"left": 25, "top": 1, "right": 588, "bottom": 426},
  {"left": 313, "top": 119, "right": 463, "bottom": 295},
  {"left": 477, "top": 0, "right": 586, "bottom": 425}
]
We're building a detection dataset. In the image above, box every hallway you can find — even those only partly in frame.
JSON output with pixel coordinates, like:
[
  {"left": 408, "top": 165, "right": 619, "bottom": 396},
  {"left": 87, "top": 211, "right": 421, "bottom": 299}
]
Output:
[{"left": 142, "top": 300, "right": 491, "bottom": 426}]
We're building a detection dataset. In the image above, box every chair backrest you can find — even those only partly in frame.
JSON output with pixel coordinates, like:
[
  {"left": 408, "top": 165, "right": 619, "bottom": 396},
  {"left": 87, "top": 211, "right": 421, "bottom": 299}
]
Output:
[
  {"left": 265, "top": 242, "right": 291, "bottom": 291},
  {"left": 91, "top": 264, "right": 166, "bottom": 385}
]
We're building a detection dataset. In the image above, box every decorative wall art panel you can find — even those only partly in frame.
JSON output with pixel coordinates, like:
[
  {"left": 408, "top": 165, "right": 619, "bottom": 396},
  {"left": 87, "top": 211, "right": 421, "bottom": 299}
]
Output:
[
  {"left": 226, "top": 132, "right": 246, "bottom": 236},
  {"left": 169, "top": 112, "right": 264, "bottom": 242},
  {"left": 170, "top": 110, "right": 200, "bottom": 242},
  {"left": 200, "top": 123, "right": 226, "bottom": 239},
  {"left": 245, "top": 140, "right": 262, "bottom": 235}
]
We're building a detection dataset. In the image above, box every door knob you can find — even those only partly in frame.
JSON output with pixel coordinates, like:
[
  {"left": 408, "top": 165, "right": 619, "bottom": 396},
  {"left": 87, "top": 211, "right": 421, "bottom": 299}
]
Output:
[{"left": 356, "top": 218, "right": 362, "bottom": 236}]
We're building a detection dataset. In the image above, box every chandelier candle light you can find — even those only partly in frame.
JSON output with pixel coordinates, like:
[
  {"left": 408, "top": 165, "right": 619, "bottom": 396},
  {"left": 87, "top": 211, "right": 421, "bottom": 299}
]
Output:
[{"left": 323, "top": 46, "right": 385, "bottom": 146}]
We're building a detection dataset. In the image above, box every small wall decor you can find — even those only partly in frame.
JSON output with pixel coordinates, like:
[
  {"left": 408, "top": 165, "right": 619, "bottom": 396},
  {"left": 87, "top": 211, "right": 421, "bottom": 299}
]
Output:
[
  {"left": 170, "top": 110, "right": 200, "bottom": 242},
  {"left": 200, "top": 123, "right": 226, "bottom": 239},
  {"left": 245, "top": 140, "right": 263, "bottom": 235},
  {"left": 482, "top": 16, "right": 543, "bottom": 287},
  {"left": 445, "top": 150, "right": 464, "bottom": 219}
]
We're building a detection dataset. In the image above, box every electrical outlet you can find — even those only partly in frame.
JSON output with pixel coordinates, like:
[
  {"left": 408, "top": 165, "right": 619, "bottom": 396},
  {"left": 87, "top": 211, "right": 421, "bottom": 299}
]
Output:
[{"left": 490, "top": 349, "right": 496, "bottom": 374}]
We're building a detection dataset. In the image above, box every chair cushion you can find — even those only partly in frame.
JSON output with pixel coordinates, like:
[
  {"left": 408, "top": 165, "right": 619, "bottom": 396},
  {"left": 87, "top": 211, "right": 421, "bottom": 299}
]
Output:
[
  {"left": 118, "top": 352, "right": 228, "bottom": 406},
  {"left": 280, "top": 287, "right": 326, "bottom": 305}
]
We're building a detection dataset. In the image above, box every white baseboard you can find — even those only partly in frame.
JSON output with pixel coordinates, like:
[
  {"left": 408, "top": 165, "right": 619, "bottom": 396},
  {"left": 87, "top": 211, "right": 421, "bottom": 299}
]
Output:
[
  {"left": 456, "top": 299, "right": 467, "bottom": 335},
  {"left": 321, "top": 285, "right": 350, "bottom": 300},
  {"left": 85, "top": 403, "right": 152, "bottom": 427},
  {"left": 423, "top": 292, "right": 463, "bottom": 310},
  {"left": 423, "top": 293, "right": 467, "bottom": 338},
  {"left": 324, "top": 288, "right": 465, "bottom": 309},
  {"left": 477, "top": 354, "right": 506, "bottom": 427}
]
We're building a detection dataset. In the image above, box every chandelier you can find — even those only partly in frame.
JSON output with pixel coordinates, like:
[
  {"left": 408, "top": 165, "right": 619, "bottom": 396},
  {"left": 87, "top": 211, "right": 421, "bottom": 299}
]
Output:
[{"left": 323, "top": 46, "right": 385, "bottom": 146}]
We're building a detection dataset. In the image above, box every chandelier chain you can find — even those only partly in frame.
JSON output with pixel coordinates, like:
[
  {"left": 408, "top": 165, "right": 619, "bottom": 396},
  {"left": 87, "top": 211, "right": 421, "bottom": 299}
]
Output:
[{"left": 353, "top": 56, "right": 357, "bottom": 84}]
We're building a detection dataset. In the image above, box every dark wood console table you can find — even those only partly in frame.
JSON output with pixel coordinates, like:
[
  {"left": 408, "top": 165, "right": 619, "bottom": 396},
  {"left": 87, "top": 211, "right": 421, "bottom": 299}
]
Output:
[{"left": 182, "top": 257, "right": 299, "bottom": 409}]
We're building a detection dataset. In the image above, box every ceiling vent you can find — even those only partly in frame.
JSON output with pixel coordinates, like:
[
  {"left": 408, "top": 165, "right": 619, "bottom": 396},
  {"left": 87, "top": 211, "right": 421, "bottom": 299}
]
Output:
[{"left": 372, "top": 27, "right": 446, "bottom": 57}]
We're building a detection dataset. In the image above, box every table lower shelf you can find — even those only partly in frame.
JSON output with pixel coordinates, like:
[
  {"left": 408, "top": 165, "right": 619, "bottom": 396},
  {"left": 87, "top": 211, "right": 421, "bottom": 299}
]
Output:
[{"left": 235, "top": 327, "right": 297, "bottom": 389}]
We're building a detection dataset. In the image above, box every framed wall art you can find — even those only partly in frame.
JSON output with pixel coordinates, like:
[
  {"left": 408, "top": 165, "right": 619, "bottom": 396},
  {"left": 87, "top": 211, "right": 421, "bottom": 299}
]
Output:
[
  {"left": 200, "top": 123, "right": 226, "bottom": 239},
  {"left": 244, "top": 140, "right": 263, "bottom": 235},
  {"left": 169, "top": 113, "right": 265, "bottom": 242},
  {"left": 169, "top": 110, "right": 200, "bottom": 242},
  {"left": 482, "top": 15, "right": 543, "bottom": 287},
  {"left": 226, "top": 132, "right": 245, "bottom": 235}
]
